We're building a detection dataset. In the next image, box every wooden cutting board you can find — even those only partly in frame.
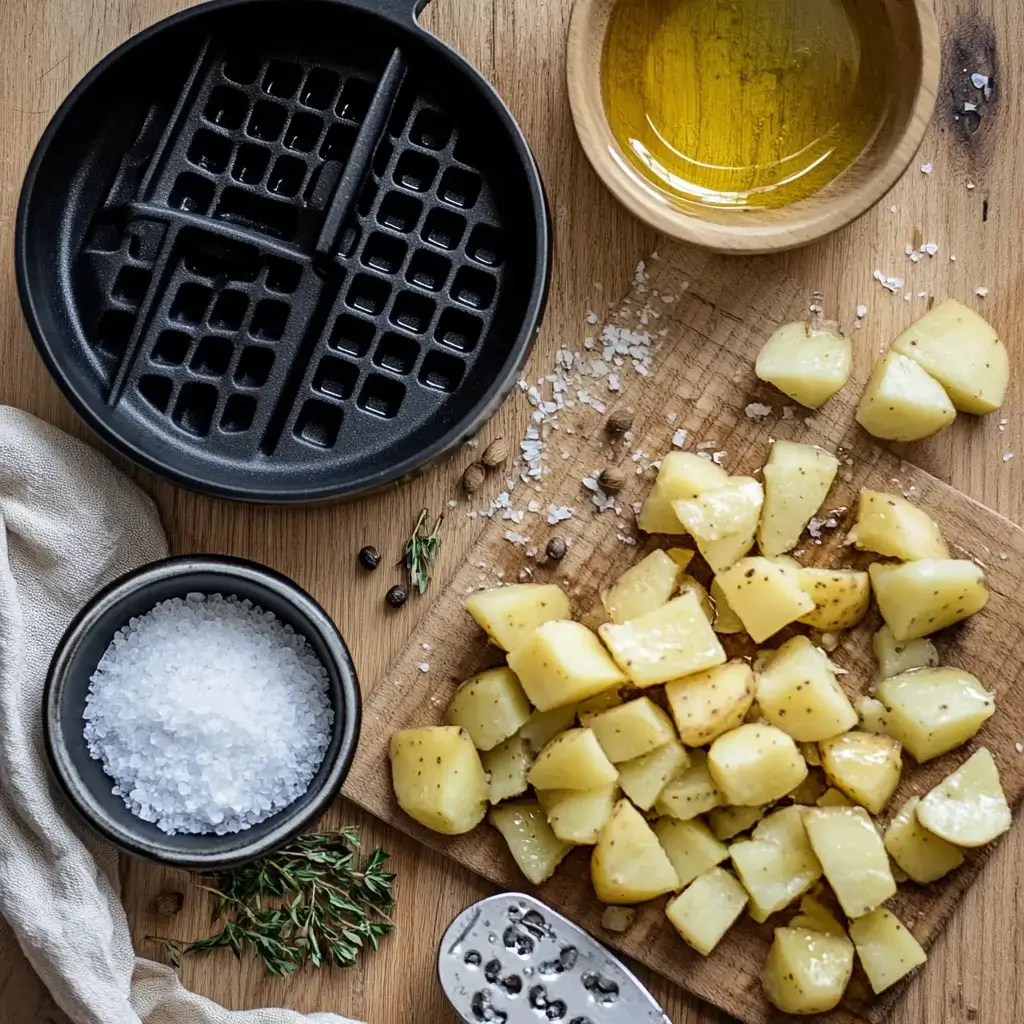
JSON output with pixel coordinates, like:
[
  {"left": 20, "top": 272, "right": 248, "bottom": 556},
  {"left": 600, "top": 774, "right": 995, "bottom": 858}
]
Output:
[{"left": 342, "top": 246, "right": 1024, "bottom": 1024}]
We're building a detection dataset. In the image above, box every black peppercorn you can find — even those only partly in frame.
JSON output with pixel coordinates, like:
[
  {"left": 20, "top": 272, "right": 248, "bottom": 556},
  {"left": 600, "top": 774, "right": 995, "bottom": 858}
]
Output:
[
  {"left": 358, "top": 545, "right": 381, "bottom": 570},
  {"left": 546, "top": 536, "right": 567, "bottom": 561},
  {"left": 386, "top": 584, "right": 408, "bottom": 608}
]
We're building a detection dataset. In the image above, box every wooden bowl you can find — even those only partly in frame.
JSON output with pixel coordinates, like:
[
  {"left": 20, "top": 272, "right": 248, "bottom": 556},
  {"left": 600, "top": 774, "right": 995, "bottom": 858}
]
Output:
[{"left": 567, "top": 0, "right": 940, "bottom": 254}]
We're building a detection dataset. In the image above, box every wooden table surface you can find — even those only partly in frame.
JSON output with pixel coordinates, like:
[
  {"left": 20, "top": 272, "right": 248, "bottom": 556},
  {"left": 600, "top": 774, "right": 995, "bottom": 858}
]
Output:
[{"left": 1, "top": 1, "right": 1021, "bottom": 1022}]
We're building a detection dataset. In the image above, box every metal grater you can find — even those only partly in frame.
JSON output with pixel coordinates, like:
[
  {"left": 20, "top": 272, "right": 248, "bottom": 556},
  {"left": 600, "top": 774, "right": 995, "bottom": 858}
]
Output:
[{"left": 438, "top": 894, "right": 671, "bottom": 1024}]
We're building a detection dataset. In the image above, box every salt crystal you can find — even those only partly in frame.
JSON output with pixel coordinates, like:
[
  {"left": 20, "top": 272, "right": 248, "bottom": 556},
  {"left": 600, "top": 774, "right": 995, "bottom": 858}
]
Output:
[
  {"left": 666, "top": 412, "right": 678, "bottom": 425},
  {"left": 744, "top": 403, "right": 772, "bottom": 421},
  {"left": 1016, "top": 742, "right": 1024, "bottom": 754},
  {"left": 547, "top": 505, "right": 574, "bottom": 525},
  {"left": 976, "top": 287, "right": 989, "bottom": 297},
  {"left": 422, "top": 643, "right": 432, "bottom": 651},
  {"left": 696, "top": 440, "right": 717, "bottom": 451},
  {"left": 586, "top": 310, "right": 599, "bottom": 324},
  {"left": 711, "top": 451, "right": 727, "bottom": 465},
  {"left": 920, "top": 162, "right": 933, "bottom": 174},
  {"left": 672, "top": 428, "right": 689, "bottom": 448},
  {"left": 964, "top": 101, "right": 978, "bottom": 113},
  {"left": 921, "top": 242, "right": 939, "bottom": 256},
  {"left": 504, "top": 531, "right": 530, "bottom": 547},
  {"left": 873, "top": 269, "right": 904, "bottom": 292},
  {"left": 972, "top": 72, "right": 989, "bottom": 89},
  {"left": 782, "top": 406, "right": 796, "bottom": 420},
  {"left": 502, "top": 509, "right": 526, "bottom": 524},
  {"left": 1003, "top": 452, "right": 1014, "bottom": 462},
  {"left": 855, "top": 304, "right": 867, "bottom": 319},
  {"left": 416, "top": 663, "right": 430, "bottom": 674}
]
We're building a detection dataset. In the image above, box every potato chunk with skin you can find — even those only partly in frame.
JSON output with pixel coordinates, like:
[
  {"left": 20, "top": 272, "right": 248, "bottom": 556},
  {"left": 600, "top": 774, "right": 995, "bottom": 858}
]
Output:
[
  {"left": 489, "top": 802, "right": 572, "bottom": 885},
  {"left": 601, "top": 550, "right": 683, "bottom": 624},
  {"left": 917, "top": 747, "right": 1011, "bottom": 847},
  {"left": 667, "top": 867, "right": 749, "bottom": 955},
  {"left": 758, "top": 441, "right": 839, "bottom": 557},
  {"left": 586, "top": 697, "right": 676, "bottom": 762},
  {"left": 872, "top": 625, "right": 939, "bottom": 681},
  {"left": 672, "top": 477, "right": 762, "bottom": 572},
  {"left": 891, "top": 298, "right": 1009, "bottom": 414},
  {"left": 707, "top": 804, "right": 765, "bottom": 841},
  {"left": 819, "top": 731, "right": 902, "bottom": 813},
  {"left": 638, "top": 452, "right": 730, "bottom": 534},
  {"left": 599, "top": 592, "right": 726, "bottom": 687},
  {"left": 869, "top": 559, "right": 988, "bottom": 641},
  {"left": 447, "top": 667, "right": 533, "bottom": 751},
  {"left": 755, "top": 636, "right": 858, "bottom": 742},
  {"left": 656, "top": 749, "right": 720, "bottom": 819},
  {"left": 709, "top": 579, "right": 745, "bottom": 634},
  {"left": 666, "top": 660, "right": 754, "bottom": 746},
  {"left": 482, "top": 735, "right": 533, "bottom": 804},
  {"left": 796, "top": 568, "right": 871, "bottom": 631},
  {"left": 508, "top": 620, "right": 626, "bottom": 710},
  {"left": 855, "top": 350, "right": 956, "bottom": 441},
  {"left": 715, "top": 557, "right": 815, "bottom": 643},
  {"left": 465, "top": 584, "right": 570, "bottom": 652},
  {"left": 527, "top": 728, "right": 618, "bottom": 790},
  {"left": 592, "top": 799, "right": 679, "bottom": 903},
  {"left": 849, "top": 489, "right": 949, "bottom": 561},
  {"left": 390, "top": 726, "right": 489, "bottom": 835},
  {"left": 848, "top": 908, "right": 927, "bottom": 994},
  {"left": 536, "top": 785, "right": 617, "bottom": 845},
  {"left": 755, "top": 321, "right": 852, "bottom": 409},
  {"left": 803, "top": 807, "right": 896, "bottom": 918},
  {"left": 708, "top": 723, "right": 808, "bottom": 806},
  {"left": 763, "top": 926, "right": 855, "bottom": 1015},
  {"left": 617, "top": 739, "right": 689, "bottom": 810},
  {"left": 884, "top": 796, "right": 964, "bottom": 883},
  {"left": 655, "top": 817, "right": 730, "bottom": 888}
]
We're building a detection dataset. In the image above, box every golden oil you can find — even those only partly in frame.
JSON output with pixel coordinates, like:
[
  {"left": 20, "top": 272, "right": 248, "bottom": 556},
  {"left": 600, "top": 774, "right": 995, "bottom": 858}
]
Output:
[{"left": 602, "top": 0, "right": 893, "bottom": 209}]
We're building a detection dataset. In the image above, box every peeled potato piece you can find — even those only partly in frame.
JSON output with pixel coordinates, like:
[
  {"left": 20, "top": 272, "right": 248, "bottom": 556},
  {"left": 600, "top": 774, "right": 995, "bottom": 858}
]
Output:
[
  {"left": 708, "top": 724, "right": 808, "bottom": 806},
  {"left": 617, "top": 739, "right": 689, "bottom": 811},
  {"left": 601, "top": 549, "right": 683, "bottom": 624},
  {"left": 709, "top": 579, "right": 745, "bottom": 634},
  {"left": 519, "top": 706, "right": 577, "bottom": 753},
  {"left": 849, "top": 489, "right": 949, "bottom": 561},
  {"left": 789, "top": 893, "right": 846, "bottom": 937},
  {"left": 715, "top": 557, "right": 815, "bottom": 643},
  {"left": 536, "top": 784, "right": 617, "bottom": 845},
  {"left": 465, "top": 583, "right": 570, "bottom": 651},
  {"left": 591, "top": 799, "right": 679, "bottom": 904},
  {"left": 796, "top": 568, "right": 871, "bottom": 631},
  {"left": 818, "top": 731, "right": 902, "bottom": 814},
  {"left": 638, "top": 452, "right": 730, "bottom": 534},
  {"left": 916, "top": 747, "right": 1011, "bottom": 847},
  {"left": 855, "top": 350, "right": 956, "bottom": 442},
  {"left": 527, "top": 728, "right": 618, "bottom": 791},
  {"left": 762, "top": 926, "right": 855, "bottom": 1015},
  {"left": 656, "top": 749, "right": 720, "bottom": 820},
  {"left": 872, "top": 625, "right": 939, "bottom": 681},
  {"left": 665, "top": 660, "right": 755, "bottom": 746},
  {"left": 489, "top": 802, "right": 572, "bottom": 885},
  {"left": 848, "top": 908, "right": 927, "bottom": 994},
  {"left": 707, "top": 804, "right": 766, "bottom": 841},
  {"left": 755, "top": 321, "right": 853, "bottom": 409},
  {"left": 672, "top": 477, "right": 763, "bottom": 572},
  {"left": 586, "top": 697, "right": 676, "bottom": 763},
  {"left": 816, "top": 787, "right": 853, "bottom": 807},
  {"left": 655, "top": 817, "right": 729, "bottom": 889},
  {"left": 678, "top": 574, "right": 714, "bottom": 621},
  {"left": 446, "top": 667, "right": 532, "bottom": 751},
  {"left": 666, "top": 867, "right": 749, "bottom": 955},
  {"left": 482, "top": 735, "right": 533, "bottom": 804},
  {"left": 758, "top": 441, "right": 839, "bottom": 557},
  {"left": 884, "top": 796, "right": 964, "bottom": 883}
]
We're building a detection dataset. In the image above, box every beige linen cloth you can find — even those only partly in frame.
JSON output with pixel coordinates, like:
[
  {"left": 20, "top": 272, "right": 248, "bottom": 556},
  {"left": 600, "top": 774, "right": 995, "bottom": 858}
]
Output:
[{"left": 0, "top": 407, "right": 359, "bottom": 1024}]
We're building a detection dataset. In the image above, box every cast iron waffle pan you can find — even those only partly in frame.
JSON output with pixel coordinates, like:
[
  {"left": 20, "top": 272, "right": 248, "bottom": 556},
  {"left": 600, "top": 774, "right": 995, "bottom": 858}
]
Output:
[{"left": 17, "top": 0, "right": 550, "bottom": 502}]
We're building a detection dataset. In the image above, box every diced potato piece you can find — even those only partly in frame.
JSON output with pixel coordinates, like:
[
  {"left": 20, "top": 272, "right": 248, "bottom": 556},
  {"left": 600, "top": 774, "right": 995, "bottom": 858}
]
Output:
[
  {"left": 672, "top": 477, "right": 762, "bottom": 572},
  {"left": 447, "top": 667, "right": 532, "bottom": 751},
  {"left": 599, "top": 593, "right": 726, "bottom": 687},
  {"left": 755, "top": 636, "right": 858, "bottom": 742},
  {"left": 796, "top": 568, "right": 871, "bottom": 631},
  {"left": 849, "top": 490, "right": 949, "bottom": 561},
  {"left": 758, "top": 441, "right": 839, "bottom": 556},
  {"left": 818, "top": 731, "right": 902, "bottom": 813},
  {"left": 656, "top": 749, "right": 720, "bottom": 819},
  {"left": 884, "top": 796, "right": 964, "bottom": 883},
  {"left": 730, "top": 806, "right": 822, "bottom": 921},
  {"left": 508, "top": 620, "right": 626, "bottom": 710},
  {"left": 803, "top": 807, "right": 896, "bottom": 918},
  {"left": 855, "top": 351, "right": 956, "bottom": 442},
  {"left": 916, "top": 747, "right": 1011, "bottom": 847},
  {"left": 677, "top": 574, "right": 714, "bottom": 621},
  {"left": 715, "top": 557, "right": 815, "bottom": 643},
  {"left": 575, "top": 688, "right": 624, "bottom": 722},
  {"left": 875, "top": 667, "right": 995, "bottom": 762},
  {"left": 763, "top": 926, "right": 855, "bottom": 1014},
  {"left": 869, "top": 559, "right": 988, "bottom": 641},
  {"left": 816, "top": 788, "right": 853, "bottom": 807},
  {"left": 788, "top": 768, "right": 828, "bottom": 805},
  {"left": 755, "top": 321, "right": 853, "bottom": 409},
  {"left": 856, "top": 696, "right": 892, "bottom": 736},
  {"left": 638, "top": 452, "right": 730, "bottom": 534},
  {"left": 799, "top": 741, "right": 822, "bottom": 766},
  {"left": 655, "top": 817, "right": 730, "bottom": 888},
  {"left": 708, "top": 724, "right": 808, "bottom": 806},
  {"left": 665, "top": 661, "right": 754, "bottom": 746},
  {"left": 666, "top": 867, "right": 748, "bottom": 955},
  {"left": 601, "top": 549, "right": 683, "bottom": 624},
  {"left": 465, "top": 584, "right": 570, "bottom": 652},
  {"left": 617, "top": 739, "right": 689, "bottom": 810},
  {"left": 536, "top": 785, "right": 617, "bottom": 844},
  {"left": 848, "top": 908, "right": 927, "bottom": 994},
  {"left": 872, "top": 626, "right": 939, "bottom": 681},
  {"left": 489, "top": 802, "right": 572, "bottom": 884},
  {"left": 482, "top": 735, "right": 533, "bottom": 804},
  {"left": 591, "top": 799, "right": 679, "bottom": 903},
  {"left": 665, "top": 547, "right": 695, "bottom": 571},
  {"left": 586, "top": 697, "right": 676, "bottom": 762},
  {"left": 527, "top": 728, "right": 618, "bottom": 790},
  {"left": 707, "top": 804, "right": 765, "bottom": 841},
  {"left": 891, "top": 298, "right": 1009, "bottom": 414},
  {"left": 519, "top": 706, "right": 577, "bottom": 753},
  {"left": 709, "top": 579, "right": 745, "bottom": 634},
  {"left": 790, "top": 893, "right": 846, "bottom": 937}
]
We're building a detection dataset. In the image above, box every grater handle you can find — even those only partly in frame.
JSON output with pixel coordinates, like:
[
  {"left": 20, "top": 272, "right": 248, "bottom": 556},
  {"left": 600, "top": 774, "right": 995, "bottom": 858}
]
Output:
[{"left": 333, "top": 0, "right": 432, "bottom": 26}]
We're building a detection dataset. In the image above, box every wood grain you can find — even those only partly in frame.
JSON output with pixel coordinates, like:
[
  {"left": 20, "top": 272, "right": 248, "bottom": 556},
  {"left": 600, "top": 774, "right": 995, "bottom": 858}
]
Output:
[{"left": 0, "top": 1, "right": 1022, "bottom": 1024}]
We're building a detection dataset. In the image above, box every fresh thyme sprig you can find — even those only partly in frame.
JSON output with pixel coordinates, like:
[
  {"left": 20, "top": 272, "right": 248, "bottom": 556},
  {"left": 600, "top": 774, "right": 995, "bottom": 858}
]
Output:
[
  {"left": 157, "top": 828, "right": 395, "bottom": 977},
  {"left": 402, "top": 507, "right": 444, "bottom": 595}
]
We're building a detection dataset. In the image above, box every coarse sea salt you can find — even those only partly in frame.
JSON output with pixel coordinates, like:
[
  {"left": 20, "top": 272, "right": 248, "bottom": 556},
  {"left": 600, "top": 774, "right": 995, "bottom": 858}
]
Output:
[{"left": 84, "top": 594, "right": 333, "bottom": 836}]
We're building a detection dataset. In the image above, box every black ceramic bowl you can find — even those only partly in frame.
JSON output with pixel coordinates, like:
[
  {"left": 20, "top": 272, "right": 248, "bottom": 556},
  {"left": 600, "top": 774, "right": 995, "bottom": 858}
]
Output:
[{"left": 44, "top": 555, "right": 360, "bottom": 869}]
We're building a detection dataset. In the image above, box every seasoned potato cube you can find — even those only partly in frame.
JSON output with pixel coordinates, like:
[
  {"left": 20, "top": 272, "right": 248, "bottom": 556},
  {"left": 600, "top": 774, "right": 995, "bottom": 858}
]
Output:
[
  {"left": 884, "top": 796, "right": 964, "bottom": 883},
  {"left": 575, "top": 688, "right": 624, "bottom": 722},
  {"left": 672, "top": 477, "right": 762, "bottom": 572},
  {"left": 758, "top": 441, "right": 839, "bottom": 557},
  {"left": 709, "top": 579, "right": 745, "bottom": 634},
  {"left": 536, "top": 784, "right": 617, "bottom": 844},
  {"left": 799, "top": 740, "right": 821, "bottom": 766},
  {"left": 447, "top": 667, "right": 533, "bottom": 751},
  {"left": 586, "top": 697, "right": 676, "bottom": 762},
  {"left": 869, "top": 559, "right": 988, "bottom": 641},
  {"left": 790, "top": 893, "right": 846, "bottom": 937},
  {"left": 482, "top": 735, "right": 533, "bottom": 804},
  {"left": 599, "top": 592, "right": 726, "bottom": 687},
  {"left": 508, "top": 620, "right": 626, "bottom": 710},
  {"left": 856, "top": 695, "right": 892, "bottom": 736},
  {"left": 763, "top": 926, "right": 854, "bottom": 1014},
  {"left": 655, "top": 817, "right": 729, "bottom": 888},
  {"left": 519, "top": 706, "right": 577, "bottom": 753},
  {"left": 818, "top": 731, "right": 902, "bottom": 813},
  {"left": 803, "top": 807, "right": 896, "bottom": 918},
  {"left": 617, "top": 739, "right": 689, "bottom": 810},
  {"left": 891, "top": 298, "right": 1009, "bottom": 414},
  {"left": 666, "top": 660, "right": 754, "bottom": 745},
  {"left": 850, "top": 490, "right": 949, "bottom": 561},
  {"left": 678, "top": 574, "right": 714, "bottom": 621},
  {"left": 601, "top": 549, "right": 683, "bottom": 623},
  {"left": 708, "top": 723, "right": 808, "bottom": 806},
  {"left": 816, "top": 787, "right": 853, "bottom": 807},
  {"left": 855, "top": 351, "right": 956, "bottom": 441},
  {"left": 638, "top": 452, "right": 730, "bottom": 534},
  {"left": 755, "top": 636, "right": 858, "bottom": 742},
  {"left": 872, "top": 625, "right": 939, "bottom": 681},
  {"left": 465, "top": 584, "right": 570, "bottom": 651},
  {"left": 591, "top": 799, "right": 679, "bottom": 903},
  {"left": 729, "top": 806, "right": 822, "bottom": 921},
  {"left": 666, "top": 867, "right": 748, "bottom": 955},
  {"left": 489, "top": 802, "right": 571, "bottom": 885},
  {"left": 755, "top": 321, "right": 852, "bottom": 409},
  {"left": 916, "top": 747, "right": 1011, "bottom": 847},
  {"left": 796, "top": 568, "right": 870, "bottom": 631},
  {"left": 655, "top": 749, "right": 720, "bottom": 819},
  {"left": 848, "top": 908, "right": 927, "bottom": 994},
  {"left": 665, "top": 547, "right": 695, "bottom": 570},
  {"left": 527, "top": 728, "right": 618, "bottom": 790},
  {"left": 707, "top": 804, "right": 765, "bottom": 841},
  {"left": 715, "top": 557, "right": 815, "bottom": 643},
  {"left": 390, "top": 726, "right": 489, "bottom": 835},
  {"left": 875, "top": 667, "right": 995, "bottom": 762}
]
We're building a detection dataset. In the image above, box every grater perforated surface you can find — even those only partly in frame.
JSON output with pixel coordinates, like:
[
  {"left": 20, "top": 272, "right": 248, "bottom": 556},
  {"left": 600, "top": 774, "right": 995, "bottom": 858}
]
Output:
[{"left": 18, "top": 0, "right": 549, "bottom": 501}]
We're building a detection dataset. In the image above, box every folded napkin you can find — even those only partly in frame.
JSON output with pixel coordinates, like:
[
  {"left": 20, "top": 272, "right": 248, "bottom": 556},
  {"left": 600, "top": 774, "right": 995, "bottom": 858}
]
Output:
[{"left": 0, "top": 407, "right": 359, "bottom": 1024}]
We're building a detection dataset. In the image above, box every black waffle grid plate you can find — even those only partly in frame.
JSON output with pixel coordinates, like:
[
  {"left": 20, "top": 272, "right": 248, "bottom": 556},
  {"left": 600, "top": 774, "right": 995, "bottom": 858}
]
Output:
[{"left": 17, "top": 0, "right": 550, "bottom": 502}]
